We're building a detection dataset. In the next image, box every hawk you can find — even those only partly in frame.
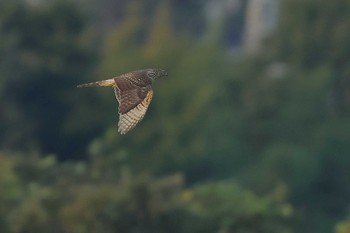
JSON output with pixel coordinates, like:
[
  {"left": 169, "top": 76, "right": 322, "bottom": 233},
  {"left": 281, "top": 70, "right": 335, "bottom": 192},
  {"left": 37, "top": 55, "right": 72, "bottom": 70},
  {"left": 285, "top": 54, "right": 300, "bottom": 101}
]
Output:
[{"left": 77, "top": 69, "right": 168, "bottom": 134}]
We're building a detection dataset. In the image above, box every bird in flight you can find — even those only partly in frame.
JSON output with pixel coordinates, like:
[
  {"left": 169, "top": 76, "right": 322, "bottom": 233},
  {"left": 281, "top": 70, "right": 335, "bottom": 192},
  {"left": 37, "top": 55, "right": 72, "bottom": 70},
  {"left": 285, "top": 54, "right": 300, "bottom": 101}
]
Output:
[{"left": 77, "top": 69, "right": 168, "bottom": 134}]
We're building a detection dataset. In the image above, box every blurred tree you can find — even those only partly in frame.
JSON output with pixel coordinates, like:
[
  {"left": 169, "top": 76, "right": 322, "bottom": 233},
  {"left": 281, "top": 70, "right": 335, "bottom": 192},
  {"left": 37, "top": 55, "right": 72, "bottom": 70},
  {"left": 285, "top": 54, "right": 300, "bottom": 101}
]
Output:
[
  {"left": 181, "top": 181, "right": 293, "bottom": 233},
  {"left": 0, "top": 152, "right": 294, "bottom": 233},
  {"left": 336, "top": 218, "right": 350, "bottom": 233},
  {"left": 223, "top": 0, "right": 350, "bottom": 232},
  {"left": 0, "top": 0, "right": 98, "bottom": 158},
  {"left": 270, "top": 0, "right": 350, "bottom": 115}
]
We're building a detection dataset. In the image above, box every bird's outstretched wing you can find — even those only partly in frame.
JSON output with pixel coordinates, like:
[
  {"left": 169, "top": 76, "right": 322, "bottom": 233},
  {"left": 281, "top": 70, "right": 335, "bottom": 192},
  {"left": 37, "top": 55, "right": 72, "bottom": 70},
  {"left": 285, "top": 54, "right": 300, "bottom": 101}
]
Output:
[
  {"left": 113, "top": 76, "right": 153, "bottom": 134},
  {"left": 113, "top": 76, "right": 152, "bottom": 113},
  {"left": 116, "top": 88, "right": 153, "bottom": 134},
  {"left": 114, "top": 86, "right": 151, "bottom": 114}
]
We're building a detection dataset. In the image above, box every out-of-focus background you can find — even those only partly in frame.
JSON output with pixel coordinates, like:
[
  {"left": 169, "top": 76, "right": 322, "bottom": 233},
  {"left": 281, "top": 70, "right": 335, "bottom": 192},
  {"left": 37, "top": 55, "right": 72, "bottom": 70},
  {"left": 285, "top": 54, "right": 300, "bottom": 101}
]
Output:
[{"left": 0, "top": 0, "right": 350, "bottom": 232}]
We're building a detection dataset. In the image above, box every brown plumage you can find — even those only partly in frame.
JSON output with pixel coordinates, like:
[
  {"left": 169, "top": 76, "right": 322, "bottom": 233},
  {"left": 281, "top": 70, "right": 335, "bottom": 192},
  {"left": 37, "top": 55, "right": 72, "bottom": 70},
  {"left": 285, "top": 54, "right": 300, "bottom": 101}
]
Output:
[{"left": 77, "top": 69, "right": 168, "bottom": 134}]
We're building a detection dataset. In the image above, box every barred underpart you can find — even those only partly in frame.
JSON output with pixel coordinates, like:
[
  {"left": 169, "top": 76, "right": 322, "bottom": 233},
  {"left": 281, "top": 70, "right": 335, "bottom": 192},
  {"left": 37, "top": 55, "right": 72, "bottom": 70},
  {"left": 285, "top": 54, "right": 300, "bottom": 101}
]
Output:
[{"left": 118, "top": 90, "right": 153, "bottom": 134}]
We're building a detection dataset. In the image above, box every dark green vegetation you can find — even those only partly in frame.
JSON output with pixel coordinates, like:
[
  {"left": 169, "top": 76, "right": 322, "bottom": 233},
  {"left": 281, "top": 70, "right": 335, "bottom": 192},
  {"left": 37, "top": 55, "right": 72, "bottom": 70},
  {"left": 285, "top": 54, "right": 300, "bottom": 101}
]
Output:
[{"left": 0, "top": 0, "right": 350, "bottom": 232}]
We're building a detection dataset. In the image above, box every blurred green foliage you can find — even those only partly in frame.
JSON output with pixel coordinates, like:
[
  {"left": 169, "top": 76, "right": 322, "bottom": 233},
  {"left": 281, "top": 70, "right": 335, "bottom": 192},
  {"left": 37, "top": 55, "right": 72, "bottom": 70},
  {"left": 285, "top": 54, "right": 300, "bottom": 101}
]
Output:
[
  {"left": 0, "top": 152, "right": 293, "bottom": 233},
  {"left": 0, "top": 0, "right": 350, "bottom": 232},
  {"left": 0, "top": 0, "right": 100, "bottom": 157}
]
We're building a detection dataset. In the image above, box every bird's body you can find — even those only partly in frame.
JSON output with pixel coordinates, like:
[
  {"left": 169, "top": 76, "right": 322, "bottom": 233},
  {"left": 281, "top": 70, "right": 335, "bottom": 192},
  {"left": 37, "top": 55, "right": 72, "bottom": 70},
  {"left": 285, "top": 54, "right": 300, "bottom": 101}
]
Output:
[{"left": 77, "top": 69, "right": 168, "bottom": 134}]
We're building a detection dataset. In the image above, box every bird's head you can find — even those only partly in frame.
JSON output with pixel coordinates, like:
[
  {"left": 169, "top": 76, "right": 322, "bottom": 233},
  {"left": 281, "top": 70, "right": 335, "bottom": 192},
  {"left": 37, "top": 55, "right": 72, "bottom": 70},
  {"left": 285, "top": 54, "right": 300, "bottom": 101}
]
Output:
[{"left": 146, "top": 69, "right": 168, "bottom": 82}]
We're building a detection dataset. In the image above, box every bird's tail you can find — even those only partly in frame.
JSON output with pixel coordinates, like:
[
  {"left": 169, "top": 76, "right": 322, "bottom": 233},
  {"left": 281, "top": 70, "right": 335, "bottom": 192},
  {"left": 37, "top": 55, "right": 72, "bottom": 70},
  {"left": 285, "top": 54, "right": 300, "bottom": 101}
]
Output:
[{"left": 77, "top": 78, "right": 115, "bottom": 88}]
